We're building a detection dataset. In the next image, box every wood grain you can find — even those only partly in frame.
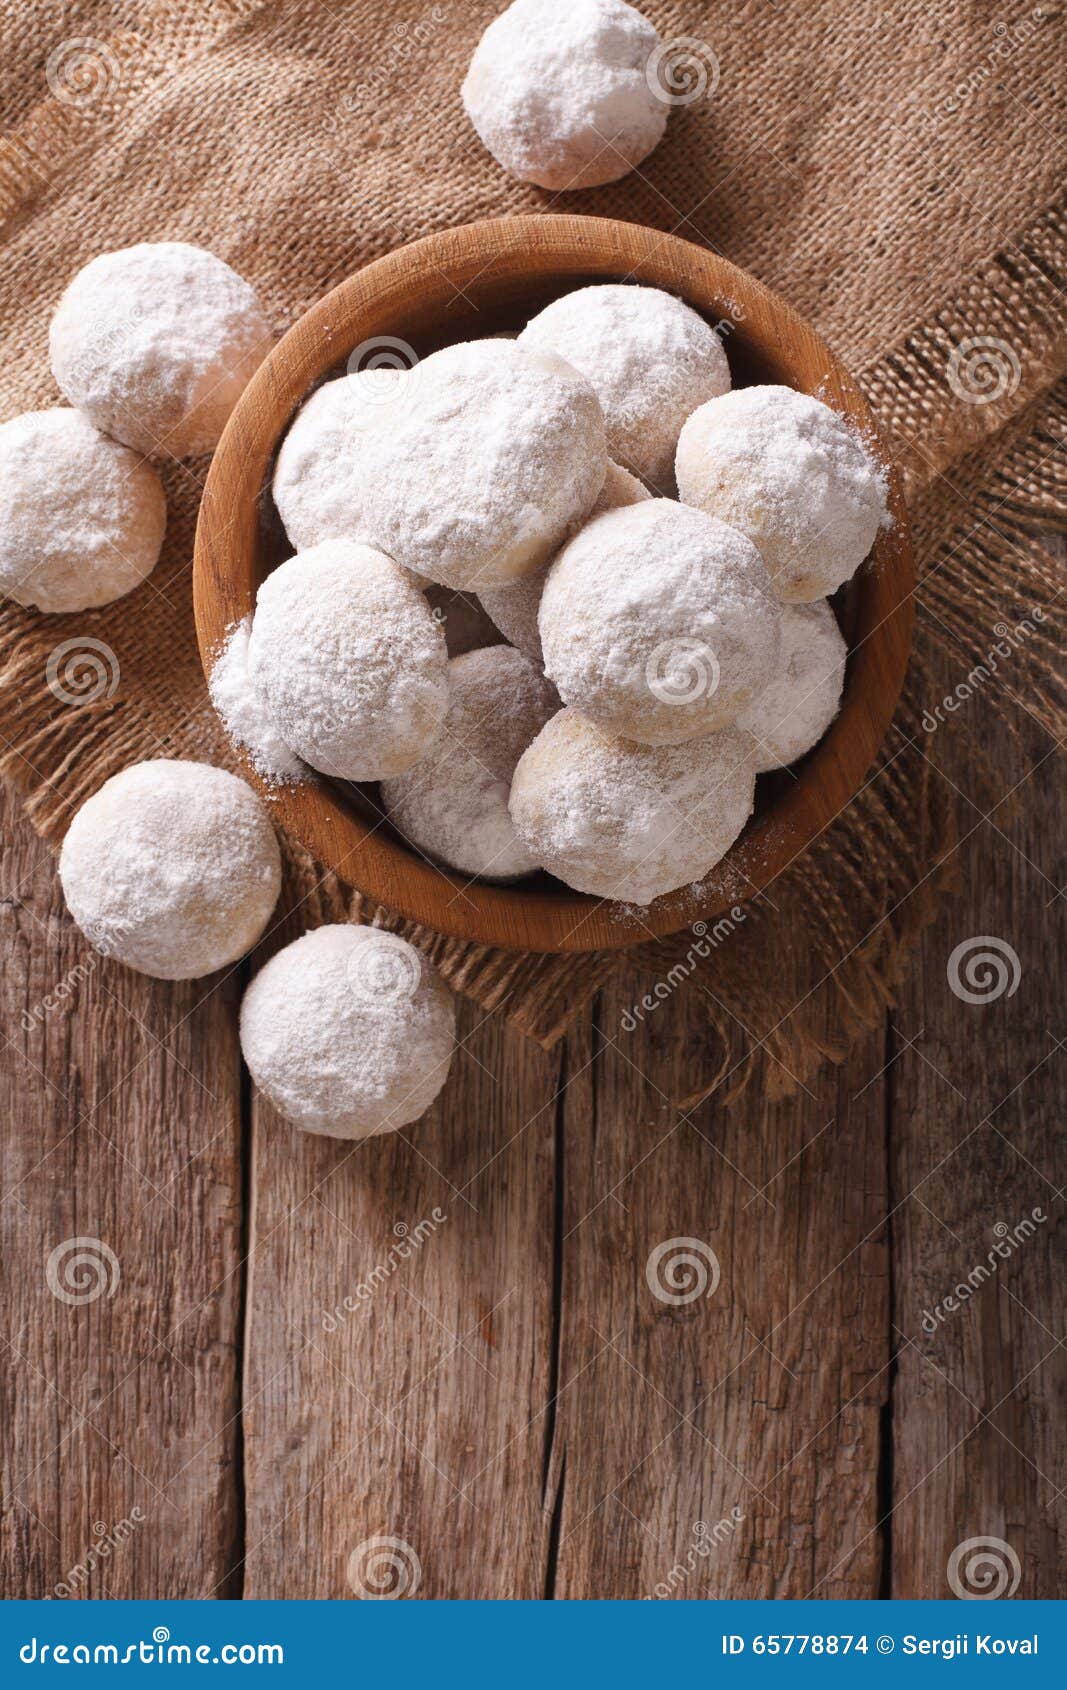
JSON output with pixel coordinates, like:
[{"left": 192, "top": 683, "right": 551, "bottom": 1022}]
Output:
[
  {"left": 238, "top": 876, "right": 560, "bottom": 1598},
  {"left": 193, "top": 214, "right": 914, "bottom": 955},
  {"left": 0, "top": 780, "right": 244, "bottom": 1599},
  {"left": 885, "top": 651, "right": 1067, "bottom": 1599}
]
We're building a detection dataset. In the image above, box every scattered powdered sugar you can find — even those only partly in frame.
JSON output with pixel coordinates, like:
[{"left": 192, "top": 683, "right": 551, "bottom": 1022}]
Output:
[
  {"left": 239, "top": 924, "right": 456, "bottom": 1138},
  {"left": 539, "top": 498, "right": 781, "bottom": 744},
  {"left": 675, "top": 384, "right": 889, "bottom": 602},
  {"left": 49, "top": 242, "right": 272, "bottom": 458},
  {"left": 247, "top": 540, "right": 449, "bottom": 782},
  {"left": 479, "top": 459, "right": 649, "bottom": 664},
  {"left": 275, "top": 338, "right": 607, "bottom": 591},
  {"left": 738, "top": 598, "right": 847, "bottom": 773},
  {"left": 59, "top": 759, "right": 281, "bottom": 980},
  {"left": 461, "top": 0, "right": 668, "bottom": 191},
  {"left": 520, "top": 283, "right": 730, "bottom": 487},
  {"left": 509, "top": 707, "right": 756, "bottom": 905},
  {"left": 381, "top": 646, "right": 559, "bottom": 881},
  {"left": 209, "top": 616, "right": 306, "bottom": 785},
  {"left": 0, "top": 408, "right": 165, "bottom": 613}
]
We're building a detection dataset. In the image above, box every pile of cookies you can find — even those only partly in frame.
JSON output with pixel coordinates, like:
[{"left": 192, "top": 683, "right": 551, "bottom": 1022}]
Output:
[{"left": 237, "top": 280, "right": 885, "bottom": 907}]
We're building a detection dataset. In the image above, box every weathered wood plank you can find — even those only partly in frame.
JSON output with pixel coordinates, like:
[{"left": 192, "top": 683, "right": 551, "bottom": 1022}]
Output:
[
  {"left": 888, "top": 669, "right": 1067, "bottom": 1599},
  {"left": 0, "top": 779, "right": 244, "bottom": 1598},
  {"left": 239, "top": 885, "right": 560, "bottom": 1598},
  {"left": 548, "top": 959, "right": 890, "bottom": 1599}
]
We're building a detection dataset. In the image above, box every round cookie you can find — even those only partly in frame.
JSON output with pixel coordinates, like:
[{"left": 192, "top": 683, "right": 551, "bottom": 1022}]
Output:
[
  {"left": 539, "top": 499, "right": 780, "bottom": 745},
  {"left": 271, "top": 370, "right": 404, "bottom": 555},
  {"left": 49, "top": 242, "right": 272, "bottom": 457},
  {"left": 239, "top": 925, "right": 456, "bottom": 1139},
  {"left": 59, "top": 760, "right": 281, "bottom": 980},
  {"left": 247, "top": 541, "right": 448, "bottom": 782},
  {"left": 0, "top": 409, "right": 165, "bottom": 612},
  {"left": 509, "top": 708, "right": 755, "bottom": 905},
  {"left": 381, "top": 646, "right": 559, "bottom": 881},
  {"left": 676, "top": 385, "right": 888, "bottom": 602},
  {"left": 462, "top": 0, "right": 668, "bottom": 190},
  {"left": 738, "top": 599, "right": 847, "bottom": 773},
  {"left": 479, "top": 460, "right": 648, "bottom": 664},
  {"left": 272, "top": 338, "right": 607, "bottom": 591},
  {"left": 521, "top": 284, "right": 730, "bottom": 487}
]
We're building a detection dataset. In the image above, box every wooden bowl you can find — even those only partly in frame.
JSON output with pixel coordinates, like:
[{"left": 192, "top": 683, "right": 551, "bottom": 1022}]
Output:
[{"left": 193, "top": 215, "right": 913, "bottom": 955}]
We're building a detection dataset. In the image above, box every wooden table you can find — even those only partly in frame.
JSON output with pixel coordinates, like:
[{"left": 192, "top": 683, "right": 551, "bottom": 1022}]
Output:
[{"left": 2, "top": 657, "right": 1064, "bottom": 1600}]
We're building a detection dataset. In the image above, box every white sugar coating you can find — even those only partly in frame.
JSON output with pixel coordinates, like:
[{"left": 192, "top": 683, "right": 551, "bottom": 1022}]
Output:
[
  {"left": 247, "top": 540, "right": 448, "bottom": 781},
  {"left": 59, "top": 760, "right": 281, "bottom": 980},
  {"left": 520, "top": 284, "right": 731, "bottom": 487},
  {"left": 271, "top": 370, "right": 406, "bottom": 557},
  {"left": 479, "top": 459, "right": 648, "bottom": 663},
  {"left": 49, "top": 242, "right": 273, "bottom": 458},
  {"left": 239, "top": 924, "right": 456, "bottom": 1139},
  {"left": 274, "top": 338, "right": 607, "bottom": 590},
  {"left": 462, "top": 0, "right": 667, "bottom": 190},
  {"left": 381, "top": 646, "right": 559, "bottom": 882},
  {"left": 675, "top": 385, "right": 889, "bottom": 602},
  {"left": 539, "top": 499, "right": 780, "bottom": 745},
  {"left": 0, "top": 409, "right": 165, "bottom": 613},
  {"left": 209, "top": 617, "right": 305, "bottom": 784},
  {"left": 738, "top": 599, "right": 848, "bottom": 773},
  {"left": 510, "top": 708, "right": 755, "bottom": 905}
]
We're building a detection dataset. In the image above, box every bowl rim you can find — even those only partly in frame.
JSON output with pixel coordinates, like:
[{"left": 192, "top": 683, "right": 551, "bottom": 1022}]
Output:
[{"left": 193, "top": 213, "right": 914, "bottom": 955}]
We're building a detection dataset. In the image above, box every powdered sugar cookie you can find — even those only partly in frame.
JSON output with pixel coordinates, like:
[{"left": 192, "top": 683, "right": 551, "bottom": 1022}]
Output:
[
  {"left": 479, "top": 459, "right": 649, "bottom": 663},
  {"left": 738, "top": 599, "right": 847, "bottom": 772},
  {"left": 0, "top": 409, "right": 165, "bottom": 612},
  {"left": 521, "top": 284, "right": 730, "bottom": 486},
  {"left": 381, "top": 646, "right": 558, "bottom": 881},
  {"left": 509, "top": 708, "right": 755, "bottom": 905},
  {"left": 247, "top": 541, "right": 448, "bottom": 782},
  {"left": 462, "top": 0, "right": 668, "bottom": 190},
  {"left": 240, "top": 925, "right": 456, "bottom": 1139},
  {"left": 676, "top": 385, "right": 888, "bottom": 602},
  {"left": 539, "top": 499, "right": 780, "bottom": 744},
  {"left": 59, "top": 760, "right": 281, "bottom": 980},
  {"left": 49, "top": 242, "right": 272, "bottom": 458}
]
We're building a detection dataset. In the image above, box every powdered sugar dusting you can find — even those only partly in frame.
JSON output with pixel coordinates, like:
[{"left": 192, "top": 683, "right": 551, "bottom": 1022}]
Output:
[
  {"left": 509, "top": 707, "right": 756, "bottom": 905},
  {"left": 462, "top": 0, "right": 668, "bottom": 191},
  {"left": 675, "top": 384, "right": 889, "bottom": 602},
  {"left": 737, "top": 599, "right": 847, "bottom": 773},
  {"left": 521, "top": 282, "right": 730, "bottom": 487},
  {"left": 382, "top": 645, "right": 559, "bottom": 881},
  {"left": 209, "top": 616, "right": 306, "bottom": 785}
]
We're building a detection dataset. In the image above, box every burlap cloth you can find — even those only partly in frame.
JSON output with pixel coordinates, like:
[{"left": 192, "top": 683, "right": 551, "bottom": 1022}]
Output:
[{"left": 1, "top": 0, "right": 1064, "bottom": 1095}]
